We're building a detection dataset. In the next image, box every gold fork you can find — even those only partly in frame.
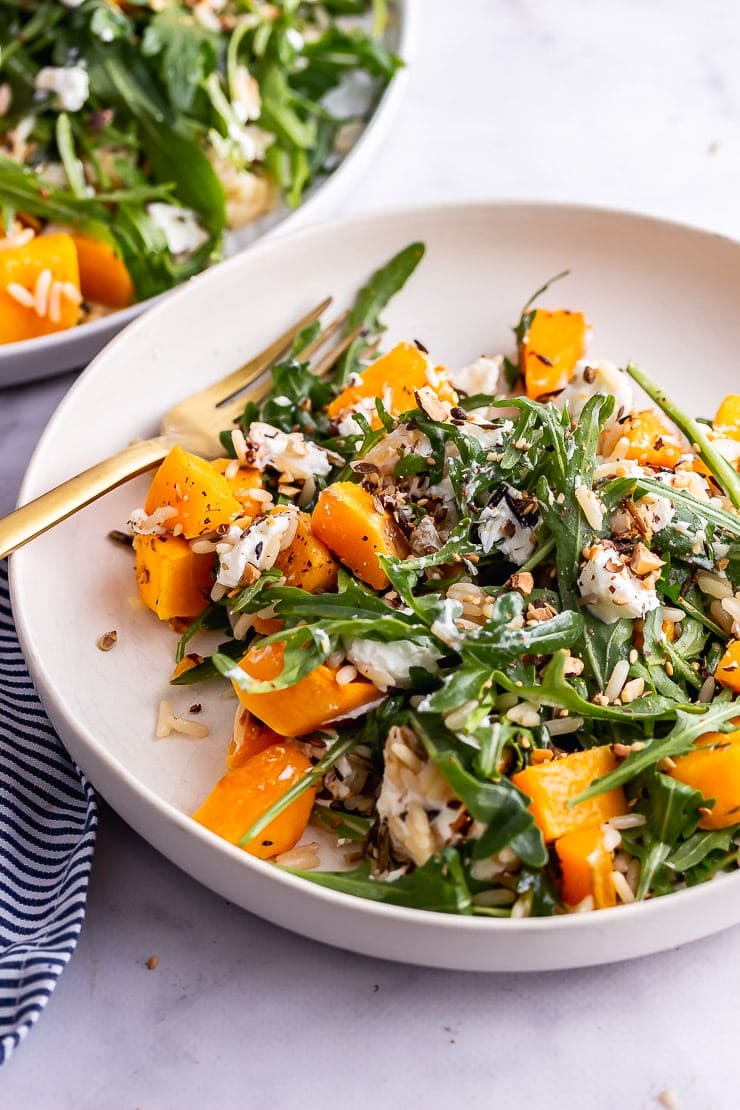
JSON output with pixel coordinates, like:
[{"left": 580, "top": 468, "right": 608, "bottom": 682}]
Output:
[{"left": 0, "top": 299, "right": 360, "bottom": 560}]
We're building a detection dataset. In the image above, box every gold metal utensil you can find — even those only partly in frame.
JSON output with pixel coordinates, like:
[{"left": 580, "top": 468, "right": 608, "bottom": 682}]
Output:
[{"left": 0, "top": 299, "right": 360, "bottom": 560}]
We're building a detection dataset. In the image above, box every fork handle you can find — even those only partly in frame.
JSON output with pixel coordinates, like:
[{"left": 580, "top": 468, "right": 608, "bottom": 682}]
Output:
[{"left": 0, "top": 436, "right": 170, "bottom": 560}]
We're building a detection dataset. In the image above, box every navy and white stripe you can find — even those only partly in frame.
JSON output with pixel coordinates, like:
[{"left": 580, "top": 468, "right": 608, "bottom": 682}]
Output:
[{"left": 0, "top": 563, "right": 97, "bottom": 1065}]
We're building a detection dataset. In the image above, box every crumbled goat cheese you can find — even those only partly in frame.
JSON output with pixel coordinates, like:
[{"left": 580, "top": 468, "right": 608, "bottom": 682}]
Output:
[
  {"left": 711, "top": 436, "right": 740, "bottom": 467},
  {"left": 556, "top": 359, "right": 632, "bottom": 428},
  {"left": 447, "top": 355, "right": 502, "bottom": 398},
  {"left": 355, "top": 425, "right": 433, "bottom": 477},
  {"left": 335, "top": 395, "right": 380, "bottom": 437},
  {"left": 578, "top": 543, "right": 660, "bottom": 624},
  {"left": 458, "top": 419, "right": 507, "bottom": 449},
  {"left": 128, "top": 505, "right": 178, "bottom": 535},
  {"left": 478, "top": 487, "right": 536, "bottom": 564},
  {"left": 344, "top": 638, "right": 441, "bottom": 692},
  {"left": 147, "top": 203, "right": 209, "bottom": 256},
  {"left": 34, "top": 66, "right": 89, "bottom": 112},
  {"left": 216, "top": 508, "right": 298, "bottom": 589},
  {"left": 246, "top": 422, "right": 332, "bottom": 481},
  {"left": 635, "top": 492, "right": 675, "bottom": 534}
]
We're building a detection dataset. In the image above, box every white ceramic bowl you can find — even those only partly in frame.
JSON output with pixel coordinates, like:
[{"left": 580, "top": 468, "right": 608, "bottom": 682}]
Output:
[
  {"left": 11, "top": 202, "right": 740, "bottom": 970},
  {"left": 0, "top": 0, "right": 415, "bottom": 388}
]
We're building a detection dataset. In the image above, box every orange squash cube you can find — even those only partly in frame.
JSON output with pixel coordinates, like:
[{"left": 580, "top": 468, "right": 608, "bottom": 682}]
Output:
[
  {"left": 134, "top": 534, "right": 213, "bottom": 620},
  {"left": 601, "top": 408, "right": 687, "bottom": 469},
  {"left": 234, "top": 641, "right": 380, "bottom": 736},
  {"left": 274, "top": 510, "right": 339, "bottom": 593},
  {"left": 193, "top": 742, "right": 315, "bottom": 859},
  {"left": 227, "top": 707, "right": 283, "bottom": 770},
  {"left": 713, "top": 395, "right": 740, "bottom": 441},
  {"left": 520, "top": 309, "right": 587, "bottom": 400},
  {"left": 669, "top": 729, "right": 740, "bottom": 829},
  {"left": 72, "top": 234, "right": 134, "bottom": 308},
  {"left": 144, "top": 446, "right": 243, "bottom": 538},
  {"left": 312, "top": 481, "right": 409, "bottom": 591},
  {"left": 716, "top": 641, "right": 740, "bottom": 693},
  {"left": 512, "top": 745, "right": 628, "bottom": 842},
  {"left": 555, "top": 825, "right": 617, "bottom": 909},
  {"left": 210, "top": 458, "right": 267, "bottom": 520},
  {"left": 327, "top": 341, "right": 457, "bottom": 425},
  {"left": 0, "top": 233, "right": 81, "bottom": 343}
]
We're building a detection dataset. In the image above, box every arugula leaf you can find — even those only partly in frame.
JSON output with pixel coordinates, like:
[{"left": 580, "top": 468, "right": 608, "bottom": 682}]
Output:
[
  {"left": 291, "top": 850, "right": 472, "bottom": 914},
  {"left": 334, "top": 242, "right": 426, "bottom": 386},
  {"left": 141, "top": 5, "right": 220, "bottom": 113}
]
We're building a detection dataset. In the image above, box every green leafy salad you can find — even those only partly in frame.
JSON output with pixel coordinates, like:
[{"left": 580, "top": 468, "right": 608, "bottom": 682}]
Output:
[
  {"left": 128, "top": 244, "right": 740, "bottom": 917},
  {"left": 0, "top": 0, "right": 400, "bottom": 336}
]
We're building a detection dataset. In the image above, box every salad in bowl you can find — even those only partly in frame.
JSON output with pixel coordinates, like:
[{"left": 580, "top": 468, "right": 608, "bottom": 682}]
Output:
[
  {"left": 0, "top": 0, "right": 400, "bottom": 345},
  {"left": 123, "top": 246, "right": 740, "bottom": 918}
]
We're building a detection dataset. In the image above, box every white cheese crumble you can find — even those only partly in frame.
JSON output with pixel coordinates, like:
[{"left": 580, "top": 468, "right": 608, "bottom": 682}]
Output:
[
  {"left": 246, "top": 422, "right": 332, "bottom": 481},
  {"left": 147, "top": 203, "right": 209, "bottom": 256},
  {"left": 635, "top": 492, "right": 675, "bottom": 534},
  {"left": 216, "top": 508, "right": 298, "bottom": 589},
  {"left": 343, "top": 638, "right": 441, "bottom": 692},
  {"left": 478, "top": 487, "right": 536, "bottom": 565},
  {"left": 578, "top": 542, "right": 660, "bottom": 624},
  {"left": 34, "top": 66, "right": 89, "bottom": 112},
  {"left": 447, "top": 355, "right": 502, "bottom": 398},
  {"left": 335, "top": 395, "right": 380, "bottom": 437},
  {"left": 556, "top": 359, "right": 632, "bottom": 428}
]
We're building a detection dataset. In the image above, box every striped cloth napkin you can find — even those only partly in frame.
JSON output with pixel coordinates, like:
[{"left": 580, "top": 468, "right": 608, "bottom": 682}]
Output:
[{"left": 0, "top": 563, "right": 97, "bottom": 1064}]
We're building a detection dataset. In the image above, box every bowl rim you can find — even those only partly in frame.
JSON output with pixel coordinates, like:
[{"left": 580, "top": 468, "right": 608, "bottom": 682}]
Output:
[{"left": 12, "top": 196, "right": 740, "bottom": 938}]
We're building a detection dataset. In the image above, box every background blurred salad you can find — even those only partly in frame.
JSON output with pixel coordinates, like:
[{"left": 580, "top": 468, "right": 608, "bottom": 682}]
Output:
[{"left": 0, "top": 0, "right": 400, "bottom": 320}]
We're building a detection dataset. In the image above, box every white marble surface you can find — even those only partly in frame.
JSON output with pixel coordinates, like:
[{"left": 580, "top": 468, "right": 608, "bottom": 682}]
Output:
[{"left": 4, "top": 1, "right": 740, "bottom": 1105}]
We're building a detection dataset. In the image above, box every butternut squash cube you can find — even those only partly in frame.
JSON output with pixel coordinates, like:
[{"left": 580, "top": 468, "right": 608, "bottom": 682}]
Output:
[
  {"left": 600, "top": 408, "right": 687, "bottom": 469},
  {"left": 134, "top": 533, "right": 214, "bottom": 620},
  {"left": 234, "top": 641, "right": 380, "bottom": 736},
  {"left": 327, "top": 341, "right": 457, "bottom": 425},
  {"left": 520, "top": 309, "right": 587, "bottom": 400},
  {"left": 669, "top": 729, "right": 740, "bottom": 829},
  {"left": 713, "top": 395, "right": 740, "bottom": 441},
  {"left": 512, "top": 745, "right": 628, "bottom": 842},
  {"left": 716, "top": 640, "right": 740, "bottom": 693},
  {"left": 275, "top": 510, "right": 339, "bottom": 593},
  {"left": 0, "top": 233, "right": 81, "bottom": 344},
  {"left": 228, "top": 707, "right": 284, "bottom": 770},
  {"left": 210, "top": 458, "right": 267, "bottom": 520},
  {"left": 193, "top": 742, "right": 315, "bottom": 859},
  {"left": 144, "top": 445, "right": 243, "bottom": 538},
  {"left": 72, "top": 234, "right": 134, "bottom": 308},
  {"left": 312, "top": 481, "right": 409, "bottom": 591},
  {"left": 555, "top": 825, "right": 617, "bottom": 909}
]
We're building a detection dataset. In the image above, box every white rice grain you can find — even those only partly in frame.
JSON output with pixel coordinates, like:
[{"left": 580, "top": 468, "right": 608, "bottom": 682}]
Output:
[
  {"left": 6, "top": 282, "right": 35, "bottom": 308},
  {"left": 34, "top": 267, "right": 52, "bottom": 317},
  {"left": 604, "top": 659, "right": 630, "bottom": 703},
  {"left": 547, "top": 715, "right": 584, "bottom": 736},
  {"left": 611, "top": 869, "right": 636, "bottom": 904}
]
